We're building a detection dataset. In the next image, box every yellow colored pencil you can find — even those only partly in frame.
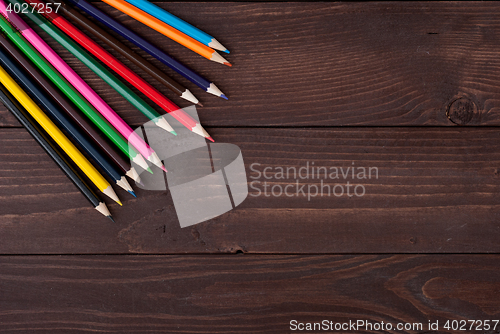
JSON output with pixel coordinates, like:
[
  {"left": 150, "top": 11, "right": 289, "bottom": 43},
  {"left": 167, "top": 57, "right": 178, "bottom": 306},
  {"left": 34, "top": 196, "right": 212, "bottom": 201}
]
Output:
[{"left": 0, "top": 65, "right": 122, "bottom": 205}]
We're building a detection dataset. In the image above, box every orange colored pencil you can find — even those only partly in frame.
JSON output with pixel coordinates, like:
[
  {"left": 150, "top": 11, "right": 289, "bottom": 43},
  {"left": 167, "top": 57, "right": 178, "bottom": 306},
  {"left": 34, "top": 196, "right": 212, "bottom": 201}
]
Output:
[{"left": 100, "top": 0, "right": 231, "bottom": 66}]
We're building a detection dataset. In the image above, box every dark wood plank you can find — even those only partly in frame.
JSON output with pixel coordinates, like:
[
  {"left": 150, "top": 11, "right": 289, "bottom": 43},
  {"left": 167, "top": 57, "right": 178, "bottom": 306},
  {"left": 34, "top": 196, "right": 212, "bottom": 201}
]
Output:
[
  {"left": 1, "top": 127, "right": 499, "bottom": 254},
  {"left": 0, "top": 255, "right": 499, "bottom": 333},
  {"left": 2, "top": 2, "right": 500, "bottom": 127}
]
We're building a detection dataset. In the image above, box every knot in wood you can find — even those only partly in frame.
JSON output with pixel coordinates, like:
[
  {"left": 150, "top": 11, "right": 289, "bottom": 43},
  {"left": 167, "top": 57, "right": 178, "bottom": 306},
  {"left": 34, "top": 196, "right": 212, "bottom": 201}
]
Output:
[{"left": 447, "top": 98, "right": 476, "bottom": 125}]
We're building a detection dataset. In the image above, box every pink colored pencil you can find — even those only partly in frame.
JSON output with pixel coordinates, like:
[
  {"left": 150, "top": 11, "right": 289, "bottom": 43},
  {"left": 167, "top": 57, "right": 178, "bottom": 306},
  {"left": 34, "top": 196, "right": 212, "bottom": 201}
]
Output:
[{"left": 0, "top": 0, "right": 165, "bottom": 171}]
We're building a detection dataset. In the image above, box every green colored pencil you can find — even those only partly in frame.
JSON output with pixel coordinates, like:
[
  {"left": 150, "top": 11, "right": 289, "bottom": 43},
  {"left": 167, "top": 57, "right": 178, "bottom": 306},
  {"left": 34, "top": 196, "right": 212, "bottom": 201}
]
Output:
[{"left": 0, "top": 14, "right": 151, "bottom": 172}]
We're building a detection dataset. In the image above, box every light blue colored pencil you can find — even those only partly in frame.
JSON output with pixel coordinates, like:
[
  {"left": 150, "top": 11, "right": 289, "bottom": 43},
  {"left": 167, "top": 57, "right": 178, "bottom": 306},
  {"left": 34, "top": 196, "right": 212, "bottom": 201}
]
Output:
[{"left": 123, "top": 0, "right": 229, "bottom": 53}]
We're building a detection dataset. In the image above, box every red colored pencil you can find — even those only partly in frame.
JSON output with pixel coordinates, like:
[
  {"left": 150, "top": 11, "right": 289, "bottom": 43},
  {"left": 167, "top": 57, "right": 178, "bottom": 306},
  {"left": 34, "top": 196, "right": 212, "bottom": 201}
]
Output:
[{"left": 27, "top": 0, "right": 213, "bottom": 141}]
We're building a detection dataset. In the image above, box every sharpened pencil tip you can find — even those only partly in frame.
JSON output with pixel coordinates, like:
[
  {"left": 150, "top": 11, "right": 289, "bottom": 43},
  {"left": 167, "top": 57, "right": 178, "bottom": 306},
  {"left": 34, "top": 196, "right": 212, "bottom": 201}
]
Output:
[
  {"left": 171, "top": 130, "right": 177, "bottom": 136},
  {"left": 224, "top": 62, "right": 232, "bottom": 67},
  {"left": 108, "top": 216, "right": 115, "bottom": 223},
  {"left": 128, "top": 190, "right": 137, "bottom": 197},
  {"left": 161, "top": 165, "right": 167, "bottom": 173},
  {"left": 197, "top": 102, "right": 204, "bottom": 107},
  {"left": 220, "top": 94, "right": 228, "bottom": 100},
  {"left": 222, "top": 50, "right": 230, "bottom": 54},
  {"left": 207, "top": 136, "right": 215, "bottom": 142},
  {"left": 117, "top": 200, "right": 123, "bottom": 206}
]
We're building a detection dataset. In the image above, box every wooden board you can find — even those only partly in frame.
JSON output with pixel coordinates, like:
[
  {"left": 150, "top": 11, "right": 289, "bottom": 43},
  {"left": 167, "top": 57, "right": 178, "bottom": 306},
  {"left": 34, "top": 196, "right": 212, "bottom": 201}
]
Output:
[
  {"left": 1, "top": 255, "right": 499, "bottom": 333},
  {"left": 2, "top": 2, "right": 500, "bottom": 127},
  {"left": 1, "top": 127, "right": 499, "bottom": 254},
  {"left": 1, "top": 2, "right": 499, "bottom": 332}
]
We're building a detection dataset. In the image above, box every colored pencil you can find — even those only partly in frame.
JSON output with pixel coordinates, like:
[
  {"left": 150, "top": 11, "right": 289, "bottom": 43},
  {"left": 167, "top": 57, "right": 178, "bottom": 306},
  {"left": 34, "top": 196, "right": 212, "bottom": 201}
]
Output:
[
  {"left": 0, "top": 83, "right": 114, "bottom": 220},
  {"left": 2, "top": 0, "right": 167, "bottom": 172},
  {"left": 24, "top": 0, "right": 176, "bottom": 139},
  {"left": 100, "top": 0, "right": 231, "bottom": 66},
  {"left": 0, "top": 33, "right": 141, "bottom": 183},
  {"left": 0, "top": 47, "right": 136, "bottom": 196},
  {"left": 124, "top": 0, "right": 228, "bottom": 53},
  {"left": 59, "top": 2, "right": 201, "bottom": 106},
  {"left": 0, "top": 64, "right": 122, "bottom": 205},
  {"left": 66, "top": 0, "right": 228, "bottom": 99},
  {"left": 31, "top": 0, "right": 213, "bottom": 141},
  {"left": 0, "top": 15, "right": 151, "bottom": 173}
]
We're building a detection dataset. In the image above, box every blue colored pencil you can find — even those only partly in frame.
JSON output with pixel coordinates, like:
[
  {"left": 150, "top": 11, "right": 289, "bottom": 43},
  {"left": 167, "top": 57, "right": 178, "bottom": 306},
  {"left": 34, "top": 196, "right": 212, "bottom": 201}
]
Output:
[
  {"left": 66, "top": 0, "right": 228, "bottom": 100},
  {"left": 123, "top": 0, "right": 228, "bottom": 53}
]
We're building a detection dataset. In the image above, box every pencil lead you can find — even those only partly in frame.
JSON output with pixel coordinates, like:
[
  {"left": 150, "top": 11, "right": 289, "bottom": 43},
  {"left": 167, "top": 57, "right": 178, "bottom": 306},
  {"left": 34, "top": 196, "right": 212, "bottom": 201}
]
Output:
[
  {"left": 191, "top": 123, "right": 213, "bottom": 141},
  {"left": 132, "top": 154, "right": 150, "bottom": 172},
  {"left": 223, "top": 62, "right": 232, "bottom": 67},
  {"left": 180, "top": 89, "right": 200, "bottom": 105},
  {"left": 95, "top": 202, "right": 112, "bottom": 218},
  {"left": 147, "top": 152, "right": 167, "bottom": 172},
  {"left": 116, "top": 176, "right": 135, "bottom": 194},
  {"left": 208, "top": 38, "right": 229, "bottom": 53},
  {"left": 103, "top": 186, "right": 122, "bottom": 206},
  {"left": 155, "top": 116, "right": 175, "bottom": 134},
  {"left": 126, "top": 167, "right": 141, "bottom": 183},
  {"left": 147, "top": 166, "right": 153, "bottom": 174},
  {"left": 107, "top": 216, "right": 115, "bottom": 223},
  {"left": 207, "top": 83, "right": 225, "bottom": 98},
  {"left": 210, "top": 51, "right": 231, "bottom": 66},
  {"left": 197, "top": 102, "right": 204, "bottom": 107},
  {"left": 137, "top": 179, "right": 144, "bottom": 187},
  {"left": 161, "top": 165, "right": 167, "bottom": 173},
  {"left": 220, "top": 94, "right": 228, "bottom": 100},
  {"left": 171, "top": 130, "right": 177, "bottom": 136},
  {"left": 117, "top": 200, "right": 123, "bottom": 206},
  {"left": 207, "top": 136, "right": 214, "bottom": 142},
  {"left": 128, "top": 190, "right": 137, "bottom": 197}
]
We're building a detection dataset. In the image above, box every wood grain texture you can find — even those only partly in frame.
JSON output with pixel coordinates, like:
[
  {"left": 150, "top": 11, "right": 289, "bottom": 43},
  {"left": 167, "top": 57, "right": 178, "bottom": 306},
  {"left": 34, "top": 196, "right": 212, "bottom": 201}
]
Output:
[
  {"left": 1, "top": 127, "right": 499, "bottom": 254},
  {"left": 1, "top": 2, "right": 500, "bottom": 127},
  {"left": 1, "top": 255, "right": 500, "bottom": 333},
  {"left": 1, "top": 2, "right": 500, "bottom": 332}
]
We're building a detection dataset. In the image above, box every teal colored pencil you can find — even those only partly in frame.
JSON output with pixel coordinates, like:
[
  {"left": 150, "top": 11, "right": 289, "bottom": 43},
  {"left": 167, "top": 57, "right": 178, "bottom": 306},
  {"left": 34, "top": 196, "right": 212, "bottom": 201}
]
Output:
[{"left": 123, "top": 0, "right": 228, "bottom": 53}]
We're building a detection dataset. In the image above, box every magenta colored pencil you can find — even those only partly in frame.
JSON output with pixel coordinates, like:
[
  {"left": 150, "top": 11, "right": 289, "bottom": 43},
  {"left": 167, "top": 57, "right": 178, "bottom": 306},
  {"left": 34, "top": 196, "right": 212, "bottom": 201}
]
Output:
[{"left": 0, "top": 0, "right": 165, "bottom": 170}]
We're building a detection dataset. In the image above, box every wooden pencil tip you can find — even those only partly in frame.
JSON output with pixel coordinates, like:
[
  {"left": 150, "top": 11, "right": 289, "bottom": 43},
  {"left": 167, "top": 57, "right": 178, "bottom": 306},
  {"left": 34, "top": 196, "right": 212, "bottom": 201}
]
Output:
[
  {"left": 161, "top": 165, "right": 167, "bottom": 173},
  {"left": 108, "top": 216, "right": 116, "bottom": 223},
  {"left": 197, "top": 102, "right": 204, "bottom": 107},
  {"left": 224, "top": 62, "right": 232, "bottom": 67},
  {"left": 207, "top": 136, "right": 215, "bottom": 142},
  {"left": 220, "top": 94, "right": 228, "bottom": 100}
]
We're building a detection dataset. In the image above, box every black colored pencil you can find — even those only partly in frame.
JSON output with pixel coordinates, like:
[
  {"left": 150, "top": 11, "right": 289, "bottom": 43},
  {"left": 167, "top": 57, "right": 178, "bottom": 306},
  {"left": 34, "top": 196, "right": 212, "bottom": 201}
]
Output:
[{"left": 0, "top": 82, "right": 114, "bottom": 220}]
